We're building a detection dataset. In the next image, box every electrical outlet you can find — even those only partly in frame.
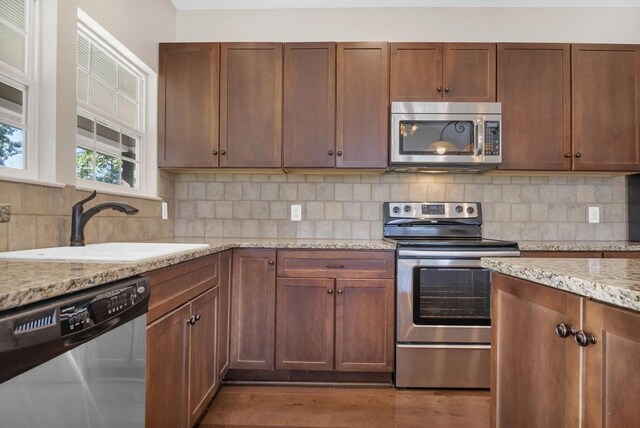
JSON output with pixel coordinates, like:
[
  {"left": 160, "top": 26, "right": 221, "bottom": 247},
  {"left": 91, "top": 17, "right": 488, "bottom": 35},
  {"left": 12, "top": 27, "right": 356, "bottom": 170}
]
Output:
[
  {"left": 161, "top": 202, "right": 169, "bottom": 220},
  {"left": 588, "top": 206, "right": 600, "bottom": 224},
  {"left": 291, "top": 204, "right": 302, "bottom": 222}
]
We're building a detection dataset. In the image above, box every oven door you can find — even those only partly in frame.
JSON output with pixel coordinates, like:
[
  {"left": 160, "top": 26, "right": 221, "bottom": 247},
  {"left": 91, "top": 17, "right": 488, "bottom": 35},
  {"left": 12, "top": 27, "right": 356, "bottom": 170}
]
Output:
[{"left": 397, "top": 257, "right": 492, "bottom": 344}]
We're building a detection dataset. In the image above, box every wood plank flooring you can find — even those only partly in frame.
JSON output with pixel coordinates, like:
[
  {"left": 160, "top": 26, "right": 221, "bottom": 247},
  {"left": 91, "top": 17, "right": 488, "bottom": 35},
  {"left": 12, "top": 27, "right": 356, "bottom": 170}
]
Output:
[{"left": 198, "top": 385, "right": 490, "bottom": 428}]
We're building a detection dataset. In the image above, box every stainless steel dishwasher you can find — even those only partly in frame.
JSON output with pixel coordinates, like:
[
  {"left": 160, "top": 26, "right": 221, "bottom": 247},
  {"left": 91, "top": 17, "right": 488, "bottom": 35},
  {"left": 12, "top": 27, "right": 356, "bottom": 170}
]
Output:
[{"left": 0, "top": 276, "right": 150, "bottom": 427}]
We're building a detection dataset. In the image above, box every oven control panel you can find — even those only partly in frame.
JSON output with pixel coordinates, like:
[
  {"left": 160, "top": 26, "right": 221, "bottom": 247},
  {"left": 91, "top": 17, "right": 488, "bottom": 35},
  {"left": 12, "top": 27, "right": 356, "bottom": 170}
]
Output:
[{"left": 388, "top": 202, "right": 480, "bottom": 219}]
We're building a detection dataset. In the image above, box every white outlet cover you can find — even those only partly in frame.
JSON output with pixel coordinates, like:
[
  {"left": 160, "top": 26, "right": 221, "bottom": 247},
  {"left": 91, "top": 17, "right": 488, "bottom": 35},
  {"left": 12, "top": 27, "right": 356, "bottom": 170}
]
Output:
[
  {"left": 588, "top": 206, "right": 600, "bottom": 224},
  {"left": 291, "top": 204, "right": 302, "bottom": 221},
  {"left": 161, "top": 202, "right": 169, "bottom": 220}
]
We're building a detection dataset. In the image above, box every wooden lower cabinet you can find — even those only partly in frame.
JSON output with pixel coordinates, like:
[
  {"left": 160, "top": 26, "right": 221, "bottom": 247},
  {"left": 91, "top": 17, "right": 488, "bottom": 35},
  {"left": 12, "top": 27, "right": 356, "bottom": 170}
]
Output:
[
  {"left": 230, "top": 249, "right": 276, "bottom": 370},
  {"left": 492, "top": 273, "right": 640, "bottom": 428}
]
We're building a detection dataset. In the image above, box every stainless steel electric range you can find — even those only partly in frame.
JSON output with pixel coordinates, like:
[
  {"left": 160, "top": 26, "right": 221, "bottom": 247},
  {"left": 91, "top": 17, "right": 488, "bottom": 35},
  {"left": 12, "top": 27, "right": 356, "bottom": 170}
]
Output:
[{"left": 383, "top": 202, "right": 519, "bottom": 388}]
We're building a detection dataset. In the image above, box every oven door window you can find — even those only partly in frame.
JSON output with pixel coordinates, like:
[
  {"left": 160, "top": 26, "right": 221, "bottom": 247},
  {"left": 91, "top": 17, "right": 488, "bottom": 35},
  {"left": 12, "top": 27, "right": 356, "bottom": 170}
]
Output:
[
  {"left": 399, "top": 120, "right": 475, "bottom": 156},
  {"left": 413, "top": 267, "right": 491, "bottom": 326}
]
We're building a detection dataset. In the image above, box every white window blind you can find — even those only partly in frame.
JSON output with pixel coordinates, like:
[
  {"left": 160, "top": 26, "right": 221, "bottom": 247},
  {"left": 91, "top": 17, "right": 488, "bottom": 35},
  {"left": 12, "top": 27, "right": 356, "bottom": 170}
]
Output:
[{"left": 0, "top": 0, "right": 26, "bottom": 73}]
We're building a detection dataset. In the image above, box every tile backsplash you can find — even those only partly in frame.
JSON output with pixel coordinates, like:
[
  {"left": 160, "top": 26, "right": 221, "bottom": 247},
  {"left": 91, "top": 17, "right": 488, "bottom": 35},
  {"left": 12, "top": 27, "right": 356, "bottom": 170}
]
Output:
[
  {"left": 174, "top": 173, "right": 628, "bottom": 242},
  {"left": 0, "top": 170, "right": 175, "bottom": 252}
]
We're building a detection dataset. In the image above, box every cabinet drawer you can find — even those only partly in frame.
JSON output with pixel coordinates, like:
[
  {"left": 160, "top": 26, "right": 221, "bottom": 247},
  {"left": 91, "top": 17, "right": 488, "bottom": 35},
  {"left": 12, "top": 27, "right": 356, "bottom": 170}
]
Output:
[
  {"left": 277, "top": 250, "right": 394, "bottom": 279},
  {"left": 148, "top": 254, "right": 219, "bottom": 323}
]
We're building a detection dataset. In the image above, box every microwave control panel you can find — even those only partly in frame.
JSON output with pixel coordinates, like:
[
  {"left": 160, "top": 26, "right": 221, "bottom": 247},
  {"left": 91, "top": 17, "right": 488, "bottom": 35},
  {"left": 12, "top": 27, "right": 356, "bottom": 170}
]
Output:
[{"left": 484, "top": 121, "right": 500, "bottom": 156}]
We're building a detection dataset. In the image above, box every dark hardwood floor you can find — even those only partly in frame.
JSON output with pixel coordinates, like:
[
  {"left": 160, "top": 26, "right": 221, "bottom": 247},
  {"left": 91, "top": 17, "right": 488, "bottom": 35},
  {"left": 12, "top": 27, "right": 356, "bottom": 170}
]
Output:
[{"left": 198, "top": 385, "right": 490, "bottom": 428}]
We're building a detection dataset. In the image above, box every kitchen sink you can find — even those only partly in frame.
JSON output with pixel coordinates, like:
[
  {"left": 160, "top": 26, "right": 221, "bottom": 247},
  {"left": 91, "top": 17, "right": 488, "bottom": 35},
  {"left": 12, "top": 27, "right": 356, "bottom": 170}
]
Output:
[{"left": 0, "top": 243, "right": 210, "bottom": 263}]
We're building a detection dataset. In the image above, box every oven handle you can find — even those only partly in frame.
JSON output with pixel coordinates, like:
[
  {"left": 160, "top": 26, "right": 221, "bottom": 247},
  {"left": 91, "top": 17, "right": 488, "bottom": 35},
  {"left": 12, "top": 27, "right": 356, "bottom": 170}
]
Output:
[
  {"left": 397, "top": 343, "right": 491, "bottom": 350},
  {"left": 397, "top": 249, "right": 521, "bottom": 258}
]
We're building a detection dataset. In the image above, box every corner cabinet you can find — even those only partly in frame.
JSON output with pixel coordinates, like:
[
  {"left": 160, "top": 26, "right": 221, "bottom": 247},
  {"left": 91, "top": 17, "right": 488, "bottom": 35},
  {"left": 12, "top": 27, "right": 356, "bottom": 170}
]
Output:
[
  {"left": 492, "top": 273, "right": 640, "bottom": 428},
  {"left": 158, "top": 43, "right": 220, "bottom": 168},
  {"left": 145, "top": 255, "right": 222, "bottom": 428},
  {"left": 220, "top": 43, "right": 283, "bottom": 168},
  {"left": 390, "top": 43, "right": 496, "bottom": 102},
  {"left": 336, "top": 43, "right": 389, "bottom": 168},
  {"left": 571, "top": 44, "right": 640, "bottom": 172}
]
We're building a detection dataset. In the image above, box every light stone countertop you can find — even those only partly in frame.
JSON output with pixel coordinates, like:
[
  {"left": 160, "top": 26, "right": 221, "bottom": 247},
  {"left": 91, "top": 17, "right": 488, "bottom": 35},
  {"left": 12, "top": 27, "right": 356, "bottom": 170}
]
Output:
[
  {"left": 482, "top": 257, "right": 640, "bottom": 312},
  {"left": 0, "top": 239, "right": 395, "bottom": 312},
  {"left": 516, "top": 241, "right": 640, "bottom": 252}
]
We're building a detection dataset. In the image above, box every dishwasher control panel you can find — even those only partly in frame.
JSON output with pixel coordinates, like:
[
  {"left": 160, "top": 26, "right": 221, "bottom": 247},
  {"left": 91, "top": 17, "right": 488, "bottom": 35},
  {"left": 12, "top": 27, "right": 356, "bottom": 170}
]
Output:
[{"left": 60, "top": 279, "right": 149, "bottom": 336}]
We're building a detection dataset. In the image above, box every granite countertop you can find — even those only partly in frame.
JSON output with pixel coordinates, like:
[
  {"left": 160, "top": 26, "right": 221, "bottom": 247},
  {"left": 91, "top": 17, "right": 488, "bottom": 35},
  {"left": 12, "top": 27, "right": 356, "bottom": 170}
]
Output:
[
  {"left": 482, "top": 257, "right": 640, "bottom": 312},
  {"left": 0, "top": 239, "right": 395, "bottom": 312},
  {"left": 517, "top": 241, "right": 640, "bottom": 252}
]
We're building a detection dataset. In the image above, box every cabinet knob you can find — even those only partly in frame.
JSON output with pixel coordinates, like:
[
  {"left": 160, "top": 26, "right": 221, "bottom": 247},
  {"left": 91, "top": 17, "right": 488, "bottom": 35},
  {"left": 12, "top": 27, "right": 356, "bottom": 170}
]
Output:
[
  {"left": 328, "top": 150, "right": 334, "bottom": 156},
  {"left": 337, "top": 151, "right": 343, "bottom": 156},
  {"left": 187, "top": 316, "right": 196, "bottom": 325},
  {"left": 575, "top": 153, "right": 582, "bottom": 158},
  {"left": 268, "top": 260, "right": 275, "bottom": 266},
  {"left": 563, "top": 153, "right": 572, "bottom": 158},
  {"left": 220, "top": 150, "right": 226, "bottom": 155},
  {"left": 212, "top": 149, "right": 218, "bottom": 156},
  {"left": 555, "top": 322, "right": 576, "bottom": 338},
  {"left": 437, "top": 86, "right": 443, "bottom": 93},
  {"left": 327, "top": 288, "right": 334, "bottom": 294},
  {"left": 195, "top": 314, "right": 201, "bottom": 322},
  {"left": 444, "top": 87, "right": 450, "bottom": 93},
  {"left": 575, "top": 330, "right": 597, "bottom": 347},
  {"left": 337, "top": 289, "right": 343, "bottom": 295}
]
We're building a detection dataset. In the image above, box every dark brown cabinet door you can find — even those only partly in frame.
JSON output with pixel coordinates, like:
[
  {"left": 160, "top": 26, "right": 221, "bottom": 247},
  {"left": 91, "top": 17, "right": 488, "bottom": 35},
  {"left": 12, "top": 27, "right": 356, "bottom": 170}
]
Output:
[
  {"left": 188, "top": 287, "right": 219, "bottom": 427},
  {"left": 283, "top": 43, "right": 336, "bottom": 168},
  {"left": 158, "top": 43, "right": 219, "bottom": 168},
  {"left": 146, "top": 304, "right": 190, "bottom": 428},
  {"left": 336, "top": 42, "right": 389, "bottom": 168},
  {"left": 335, "top": 279, "right": 394, "bottom": 372},
  {"left": 443, "top": 43, "right": 496, "bottom": 102},
  {"left": 497, "top": 43, "right": 571, "bottom": 170},
  {"left": 572, "top": 44, "right": 640, "bottom": 171},
  {"left": 491, "top": 274, "right": 581, "bottom": 428},
  {"left": 220, "top": 43, "right": 283, "bottom": 168},
  {"left": 583, "top": 300, "right": 640, "bottom": 428},
  {"left": 275, "top": 278, "right": 335, "bottom": 371},
  {"left": 217, "top": 250, "right": 232, "bottom": 382},
  {"left": 390, "top": 43, "right": 442, "bottom": 101},
  {"left": 230, "top": 249, "right": 276, "bottom": 370}
]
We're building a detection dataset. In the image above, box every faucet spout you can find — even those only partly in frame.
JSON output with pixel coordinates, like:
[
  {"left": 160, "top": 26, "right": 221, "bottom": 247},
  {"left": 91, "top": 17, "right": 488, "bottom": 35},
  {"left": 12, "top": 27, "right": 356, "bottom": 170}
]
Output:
[{"left": 70, "top": 191, "right": 139, "bottom": 247}]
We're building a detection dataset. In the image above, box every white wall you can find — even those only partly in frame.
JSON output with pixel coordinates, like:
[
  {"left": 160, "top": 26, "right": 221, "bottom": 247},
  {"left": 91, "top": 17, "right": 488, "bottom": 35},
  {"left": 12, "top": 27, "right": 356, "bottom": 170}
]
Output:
[
  {"left": 176, "top": 7, "right": 640, "bottom": 43},
  {"left": 43, "top": 0, "right": 176, "bottom": 185}
]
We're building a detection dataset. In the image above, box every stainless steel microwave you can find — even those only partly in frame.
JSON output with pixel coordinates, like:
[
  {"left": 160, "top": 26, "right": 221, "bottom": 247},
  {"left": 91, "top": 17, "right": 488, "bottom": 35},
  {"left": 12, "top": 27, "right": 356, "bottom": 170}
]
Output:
[{"left": 389, "top": 102, "right": 502, "bottom": 172}]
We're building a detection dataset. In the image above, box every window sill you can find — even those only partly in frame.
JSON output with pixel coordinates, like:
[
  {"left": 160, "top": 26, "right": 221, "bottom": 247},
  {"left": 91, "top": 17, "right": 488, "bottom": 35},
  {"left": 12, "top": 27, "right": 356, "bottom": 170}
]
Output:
[
  {"left": 75, "top": 181, "right": 161, "bottom": 201},
  {"left": 0, "top": 173, "right": 66, "bottom": 189}
]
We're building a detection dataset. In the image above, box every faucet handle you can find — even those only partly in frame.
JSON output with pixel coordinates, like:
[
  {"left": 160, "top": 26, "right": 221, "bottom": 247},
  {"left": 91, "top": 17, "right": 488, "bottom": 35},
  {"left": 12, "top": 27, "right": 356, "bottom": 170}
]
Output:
[{"left": 73, "top": 190, "right": 97, "bottom": 210}]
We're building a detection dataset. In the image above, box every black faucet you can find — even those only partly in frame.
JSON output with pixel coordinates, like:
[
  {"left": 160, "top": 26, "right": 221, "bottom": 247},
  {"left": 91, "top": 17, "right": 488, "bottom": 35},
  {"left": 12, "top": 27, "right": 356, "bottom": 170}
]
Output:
[{"left": 70, "top": 191, "right": 139, "bottom": 247}]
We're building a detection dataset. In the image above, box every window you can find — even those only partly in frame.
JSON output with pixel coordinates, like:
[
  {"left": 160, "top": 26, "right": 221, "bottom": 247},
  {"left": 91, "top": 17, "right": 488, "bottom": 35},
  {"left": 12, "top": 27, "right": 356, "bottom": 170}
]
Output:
[
  {"left": 76, "top": 20, "right": 152, "bottom": 195},
  {"left": 0, "top": 0, "right": 37, "bottom": 178}
]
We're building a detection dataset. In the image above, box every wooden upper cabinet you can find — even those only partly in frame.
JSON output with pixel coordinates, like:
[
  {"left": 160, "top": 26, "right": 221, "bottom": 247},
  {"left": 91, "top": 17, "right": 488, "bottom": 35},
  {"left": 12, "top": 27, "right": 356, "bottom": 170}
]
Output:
[
  {"left": 336, "top": 42, "right": 389, "bottom": 168},
  {"left": 220, "top": 43, "right": 283, "bottom": 168},
  {"left": 390, "top": 43, "right": 442, "bottom": 101},
  {"left": 443, "top": 43, "right": 496, "bottom": 102},
  {"left": 283, "top": 43, "right": 336, "bottom": 168},
  {"left": 390, "top": 43, "right": 495, "bottom": 102},
  {"left": 497, "top": 44, "right": 571, "bottom": 170},
  {"left": 159, "top": 43, "right": 219, "bottom": 168},
  {"left": 572, "top": 44, "right": 640, "bottom": 171}
]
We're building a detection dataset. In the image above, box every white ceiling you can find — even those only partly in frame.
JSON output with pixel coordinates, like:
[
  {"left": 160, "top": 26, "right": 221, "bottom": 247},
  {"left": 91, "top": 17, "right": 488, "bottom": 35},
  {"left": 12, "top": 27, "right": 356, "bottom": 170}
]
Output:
[{"left": 171, "top": 0, "right": 640, "bottom": 10}]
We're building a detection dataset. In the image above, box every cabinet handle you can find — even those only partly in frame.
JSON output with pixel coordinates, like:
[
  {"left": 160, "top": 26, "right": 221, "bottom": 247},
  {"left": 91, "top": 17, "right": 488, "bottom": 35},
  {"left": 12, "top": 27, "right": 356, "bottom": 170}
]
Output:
[
  {"left": 563, "top": 153, "right": 572, "bottom": 158},
  {"left": 195, "top": 314, "right": 201, "bottom": 322},
  {"left": 337, "top": 289, "right": 343, "bottom": 295},
  {"left": 444, "top": 87, "right": 450, "bottom": 93},
  {"left": 327, "top": 289, "right": 334, "bottom": 294},
  {"left": 328, "top": 150, "right": 334, "bottom": 156},
  {"left": 575, "top": 153, "right": 582, "bottom": 158},
  {"left": 212, "top": 149, "right": 218, "bottom": 156},
  {"left": 437, "top": 86, "right": 442, "bottom": 93},
  {"left": 220, "top": 150, "right": 226, "bottom": 155},
  {"left": 187, "top": 316, "right": 196, "bottom": 325},
  {"left": 268, "top": 260, "right": 275, "bottom": 266},
  {"left": 555, "top": 322, "right": 576, "bottom": 338},
  {"left": 337, "top": 151, "right": 343, "bottom": 156},
  {"left": 574, "top": 330, "right": 597, "bottom": 347},
  {"left": 326, "top": 264, "right": 345, "bottom": 269}
]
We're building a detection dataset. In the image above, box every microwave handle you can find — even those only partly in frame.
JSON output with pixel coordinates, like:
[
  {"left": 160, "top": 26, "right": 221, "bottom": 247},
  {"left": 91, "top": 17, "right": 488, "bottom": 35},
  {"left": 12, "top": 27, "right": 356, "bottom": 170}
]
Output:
[{"left": 475, "top": 118, "right": 484, "bottom": 157}]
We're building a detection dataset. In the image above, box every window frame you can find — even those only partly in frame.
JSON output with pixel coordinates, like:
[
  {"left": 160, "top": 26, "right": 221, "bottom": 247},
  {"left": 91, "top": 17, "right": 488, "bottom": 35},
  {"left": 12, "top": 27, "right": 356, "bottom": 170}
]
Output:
[{"left": 0, "top": 0, "right": 39, "bottom": 181}]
